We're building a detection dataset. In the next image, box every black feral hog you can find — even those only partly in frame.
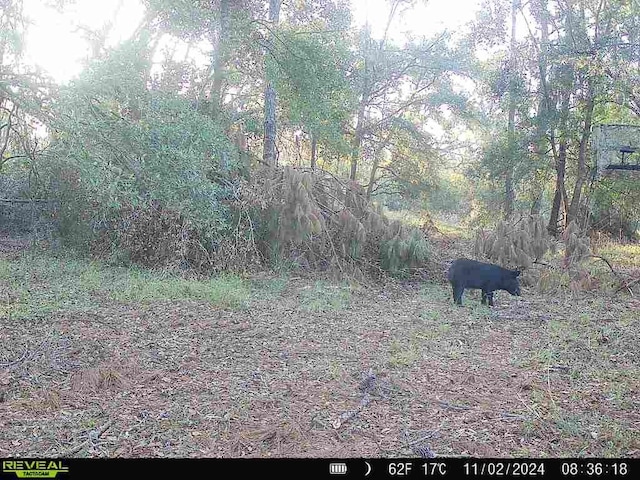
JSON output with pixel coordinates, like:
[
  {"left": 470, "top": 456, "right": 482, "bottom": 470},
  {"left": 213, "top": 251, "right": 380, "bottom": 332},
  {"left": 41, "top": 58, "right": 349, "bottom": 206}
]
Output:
[{"left": 447, "top": 258, "right": 521, "bottom": 306}]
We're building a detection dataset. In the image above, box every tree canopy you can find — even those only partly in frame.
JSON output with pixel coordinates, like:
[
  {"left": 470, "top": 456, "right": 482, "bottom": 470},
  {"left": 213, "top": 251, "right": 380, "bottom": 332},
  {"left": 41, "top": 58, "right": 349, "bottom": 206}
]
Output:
[{"left": 2, "top": 0, "right": 639, "bottom": 271}]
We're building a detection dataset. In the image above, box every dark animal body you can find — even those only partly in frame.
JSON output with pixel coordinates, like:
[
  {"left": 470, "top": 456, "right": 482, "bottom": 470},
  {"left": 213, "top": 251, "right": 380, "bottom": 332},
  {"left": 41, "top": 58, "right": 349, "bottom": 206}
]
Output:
[{"left": 447, "top": 258, "right": 521, "bottom": 306}]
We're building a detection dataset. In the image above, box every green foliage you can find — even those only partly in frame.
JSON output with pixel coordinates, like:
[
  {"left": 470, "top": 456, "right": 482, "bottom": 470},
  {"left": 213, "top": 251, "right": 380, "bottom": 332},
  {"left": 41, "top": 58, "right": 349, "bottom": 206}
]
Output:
[
  {"left": 425, "top": 172, "right": 472, "bottom": 215},
  {"left": 464, "top": 0, "right": 640, "bottom": 232},
  {"left": 590, "top": 175, "right": 640, "bottom": 240},
  {"left": 50, "top": 42, "right": 235, "bottom": 216},
  {"left": 476, "top": 126, "right": 539, "bottom": 187},
  {"left": 370, "top": 118, "right": 442, "bottom": 199},
  {"left": 143, "top": 0, "right": 212, "bottom": 37},
  {"left": 39, "top": 41, "right": 243, "bottom": 260},
  {"left": 268, "top": 25, "right": 355, "bottom": 155},
  {"left": 0, "top": 1, "right": 27, "bottom": 60},
  {"left": 380, "top": 224, "right": 430, "bottom": 276}
]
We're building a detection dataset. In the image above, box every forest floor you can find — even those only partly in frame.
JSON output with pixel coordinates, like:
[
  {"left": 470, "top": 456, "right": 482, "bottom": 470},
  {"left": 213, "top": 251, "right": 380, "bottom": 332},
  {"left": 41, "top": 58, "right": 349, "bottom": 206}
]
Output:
[{"left": 0, "top": 230, "right": 639, "bottom": 458}]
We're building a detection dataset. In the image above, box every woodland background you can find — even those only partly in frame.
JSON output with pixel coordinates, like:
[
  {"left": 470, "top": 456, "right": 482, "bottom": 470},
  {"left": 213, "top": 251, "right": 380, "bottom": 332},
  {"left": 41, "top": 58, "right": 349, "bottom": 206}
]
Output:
[{"left": 0, "top": 0, "right": 639, "bottom": 459}]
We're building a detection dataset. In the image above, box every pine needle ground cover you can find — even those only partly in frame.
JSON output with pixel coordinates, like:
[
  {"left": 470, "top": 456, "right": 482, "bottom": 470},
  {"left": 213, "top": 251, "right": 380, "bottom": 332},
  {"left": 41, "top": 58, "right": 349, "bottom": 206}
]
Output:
[{"left": 1, "top": 237, "right": 638, "bottom": 458}]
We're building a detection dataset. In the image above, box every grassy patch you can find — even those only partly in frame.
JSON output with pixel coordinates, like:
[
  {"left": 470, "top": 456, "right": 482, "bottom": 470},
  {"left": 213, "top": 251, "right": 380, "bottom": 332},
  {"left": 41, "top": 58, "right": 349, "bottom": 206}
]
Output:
[
  {"left": 420, "top": 283, "right": 450, "bottom": 303},
  {"left": 469, "top": 303, "right": 492, "bottom": 320},
  {"left": 383, "top": 209, "right": 425, "bottom": 227},
  {"left": 599, "top": 418, "right": 639, "bottom": 457},
  {"left": 107, "top": 270, "right": 248, "bottom": 308},
  {"left": 433, "top": 221, "right": 471, "bottom": 238},
  {"left": 554, "top": 413, "right": 584, "bottom": 437},
  {"left": 536, "top": 269, "right": 572, "bottom": 293},
  {"left": 596, "top": 243, "right": 640, "bottom": 269},
  {"left": 248, "top": 275, "right": 289, "bottom": 299},
  {"left": 298, "top": 281, "right": 352, "bottom": 312},
  {"left": 388, "top": 339, "right": 420, "bottom": 368},
  {"left": 0, "top": 252, "right": 249, "bottom": 319},
  {"left": 0, "top": 254, "right": 105, "bottom": 318}
]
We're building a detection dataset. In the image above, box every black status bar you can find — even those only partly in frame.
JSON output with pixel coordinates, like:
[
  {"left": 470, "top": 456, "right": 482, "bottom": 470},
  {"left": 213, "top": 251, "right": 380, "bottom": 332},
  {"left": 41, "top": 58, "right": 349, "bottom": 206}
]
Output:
[{"left": 0, "top": 457, "right": 637, "bottom": 479}]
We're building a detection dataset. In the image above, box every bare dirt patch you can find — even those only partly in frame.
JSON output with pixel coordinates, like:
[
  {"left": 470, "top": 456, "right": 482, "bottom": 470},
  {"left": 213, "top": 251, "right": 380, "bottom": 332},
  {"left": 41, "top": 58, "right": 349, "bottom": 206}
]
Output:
[{"left": 0, "top": 233, "right": 30, "bottom": 258}]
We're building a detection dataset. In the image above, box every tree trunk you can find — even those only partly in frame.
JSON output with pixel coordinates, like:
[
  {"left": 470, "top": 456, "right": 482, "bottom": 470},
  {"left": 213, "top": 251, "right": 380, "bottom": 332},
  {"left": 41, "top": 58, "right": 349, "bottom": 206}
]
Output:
[
  {"left": 350, "top": 26, "right": 372, "bottom": 182},
  {"left": 234, "top": 126, "right": 250, "bottom": 177},
  {"left": 530, "top": 0, "right": 549, "bottom": 217},
  {"left": 263, "top": 85, "right": 278, "bottom": 167},
  {"left": 310, "top": 134, "right": 317, "bottom": 169},
  {"left": 505, "top": 166, "right": 515, "bottom": 218},
  {"left": 548, "top": 78, "right": 571, "bottom": 236},
  {"left": 366, "top": 152, "right": 382, "bottom": 200},
  {"left": 210, "top": 0, "right": 230, "bottom": 115},
  {"left": 548, "top": 138, "right": 568, "bottom": 235},
  {"left": 351, "top": 100, "right": 366, "bottom": 181},
  {"left": 567, "top": 81, "right": 594, "bottom": 226},
  {"left": 263, "top": 0, "right": 281, "bottom": 168},
  {"left": 504, "top": 0, "right": 518, "bottom": 218},
  {"left": 295, "top": 131, "right": 301, "bottom": 166}
]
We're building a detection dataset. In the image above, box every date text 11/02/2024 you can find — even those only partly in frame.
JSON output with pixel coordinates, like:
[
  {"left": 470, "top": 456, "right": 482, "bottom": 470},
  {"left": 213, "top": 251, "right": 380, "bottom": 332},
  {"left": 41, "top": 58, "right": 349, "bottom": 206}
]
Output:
[{"left": 388, "top": 461, "right": 546, "bottom": 476}]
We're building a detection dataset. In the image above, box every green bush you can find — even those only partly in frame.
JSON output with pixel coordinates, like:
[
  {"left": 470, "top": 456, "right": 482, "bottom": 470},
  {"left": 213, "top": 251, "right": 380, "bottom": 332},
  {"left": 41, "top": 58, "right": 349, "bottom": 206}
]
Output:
[{"left": 38, "top": 42, "right": 242, "bottom": 264}]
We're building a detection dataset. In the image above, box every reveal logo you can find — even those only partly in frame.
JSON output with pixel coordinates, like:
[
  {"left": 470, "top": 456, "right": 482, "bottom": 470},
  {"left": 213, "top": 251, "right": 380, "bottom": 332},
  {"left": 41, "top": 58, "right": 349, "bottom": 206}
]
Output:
[{"left": 2, "top": 460, "right": 69, "bottom": 478}]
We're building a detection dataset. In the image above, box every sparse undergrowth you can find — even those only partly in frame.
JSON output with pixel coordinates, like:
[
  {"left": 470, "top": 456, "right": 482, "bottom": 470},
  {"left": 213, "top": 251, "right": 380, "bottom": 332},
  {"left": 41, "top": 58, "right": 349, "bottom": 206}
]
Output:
[{"left": 298, "top": 281, "right": 353, "bottom": 313}]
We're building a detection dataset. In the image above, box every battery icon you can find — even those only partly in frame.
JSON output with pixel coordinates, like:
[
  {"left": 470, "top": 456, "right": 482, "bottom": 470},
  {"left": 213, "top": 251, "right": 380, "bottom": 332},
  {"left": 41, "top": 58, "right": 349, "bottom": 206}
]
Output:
[{"left": 329, "top": 463, "right": 348, "bottom": 475}]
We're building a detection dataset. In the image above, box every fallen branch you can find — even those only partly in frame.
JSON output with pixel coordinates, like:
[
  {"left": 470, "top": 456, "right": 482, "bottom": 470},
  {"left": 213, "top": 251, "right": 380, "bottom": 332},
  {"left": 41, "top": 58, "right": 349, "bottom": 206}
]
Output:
[
  {"left": 532, "top": 260, "right": 558, "bottom": 269},
  {"left": 335, "top": 394, "right": 371, "bottom": 428},
  {"left": 61, "top": 420, "right": 113, "bottom": 456},
  {"left": 547, "top": 365, "right": 570, "bottom": 373},
  {"left": 546, "top": 364, "right": 558, "bottom": 411},
  {"left": 500, "top": 412, "right": 526, "bottom": 420},
  {"left": 614, "top": 276, "right": 640, "bottom": 295},
  {"left": 516, "top": 392, "right": 543, "bottom": 421},
  {"left": 0, "top": 339, "right": 49, "bottom": 368},
  {"left": 590, "top": 255, "right": 616, "bottom": 274},
  {"left": 0, "top": 349, "right": 29, "bottom": 368},
  {"left": 0, "top": 198, "right": 58, "bottom": 204},
  {"left": 589, "top": 254, "right": 636, "bottom": 295}
]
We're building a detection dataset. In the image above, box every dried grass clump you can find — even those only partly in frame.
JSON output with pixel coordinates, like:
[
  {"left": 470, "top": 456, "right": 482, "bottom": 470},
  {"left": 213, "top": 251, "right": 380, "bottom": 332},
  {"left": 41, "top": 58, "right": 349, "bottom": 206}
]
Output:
[
  {"left": 233, "top": 166, "right": 430, "bottom": 276},
  {"left": 562, "top": 221, "right": 591, "bottom": 267},
  {"left": 88, "top": 166, "right": 431, "bottom": 276},
  {"left": 71, "top": 365, "right": 124, "bottom": 393},
  {"left": 473, "top": 214, "right": 552, "bottom": 269},
  {"left": 475, "top": 216, "right": 601, "bottom": 293}
]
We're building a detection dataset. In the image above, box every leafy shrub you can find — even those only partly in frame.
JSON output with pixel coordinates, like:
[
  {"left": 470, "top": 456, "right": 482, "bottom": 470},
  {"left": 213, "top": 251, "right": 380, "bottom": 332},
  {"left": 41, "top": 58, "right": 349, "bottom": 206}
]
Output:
[
  {"left": 380, "top": 222, "right": 430, "bottom": 275},
  {"left": 590, "top": 175, "right": 640, "bottom": 241},
  {"left": 38, "top": 42, "right": 242, "bottom": 264}
]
